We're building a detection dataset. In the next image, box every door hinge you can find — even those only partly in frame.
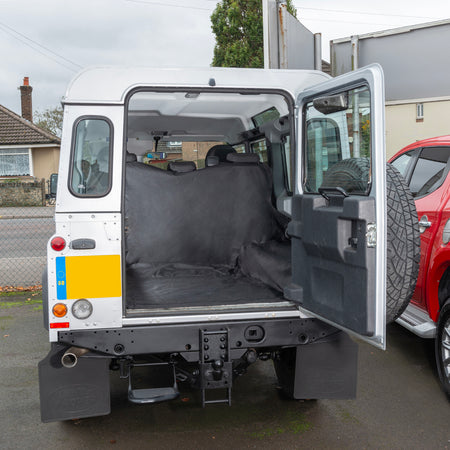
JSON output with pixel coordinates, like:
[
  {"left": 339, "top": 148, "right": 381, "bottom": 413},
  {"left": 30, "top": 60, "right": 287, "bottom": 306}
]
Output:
[{"left": 366, "top": 223, "right": 376, "bottom": 248}]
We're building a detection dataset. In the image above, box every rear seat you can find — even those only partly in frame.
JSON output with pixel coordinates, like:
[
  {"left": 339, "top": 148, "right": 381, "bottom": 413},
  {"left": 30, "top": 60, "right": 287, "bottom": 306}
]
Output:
[
  {"left": 205, "top": 155, "right": 219, "bottom": 167},
  {"left": 125, "top": 155, "right": 284, "bottom": 268},
  {"left": 205, "top": 144, "right": 236, "bottom": 163},
  {"left": 167, "top": 161, "right": 196, "bottom": 173},
  {"left": 226, "top": 153, "right": 259, "bottom": 164}
]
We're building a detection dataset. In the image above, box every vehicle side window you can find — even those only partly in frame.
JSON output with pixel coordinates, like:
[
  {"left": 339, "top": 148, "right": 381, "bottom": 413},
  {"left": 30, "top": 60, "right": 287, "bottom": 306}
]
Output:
[
  {"left": 70, "top": 118, "right": 112, "bottom": 197},
  {"left": 409, "top": 146, "right": 450, "bottom": 197},
  {"left": 390, "top": 150, "right": 415, "bottom": 177},
  {"left": 282, "top": 135, "right": 292, "bottom": 192},
  {"left": 251, "top": 138, "right": 268, "bottom": 163},
  {"left": 233, "top": 144, "right": 246, "bottom": 153}
]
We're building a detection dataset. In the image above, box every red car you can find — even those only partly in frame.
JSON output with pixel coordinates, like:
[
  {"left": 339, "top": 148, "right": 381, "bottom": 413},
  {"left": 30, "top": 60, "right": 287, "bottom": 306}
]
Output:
[{"left": 390, "top": 136, "right": 450, "bottom": 398}]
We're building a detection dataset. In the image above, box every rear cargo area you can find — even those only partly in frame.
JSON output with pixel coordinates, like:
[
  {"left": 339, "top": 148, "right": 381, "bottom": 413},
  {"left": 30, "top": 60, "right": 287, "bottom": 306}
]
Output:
[{"left": 124, "top": 154, "right": 291, "bottom": 310}]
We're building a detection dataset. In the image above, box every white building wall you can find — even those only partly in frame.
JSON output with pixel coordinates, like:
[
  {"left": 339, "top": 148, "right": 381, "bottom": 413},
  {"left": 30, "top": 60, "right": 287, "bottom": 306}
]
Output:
[{"left": 385, "top": 98, "right": 450, "bottom": 160}]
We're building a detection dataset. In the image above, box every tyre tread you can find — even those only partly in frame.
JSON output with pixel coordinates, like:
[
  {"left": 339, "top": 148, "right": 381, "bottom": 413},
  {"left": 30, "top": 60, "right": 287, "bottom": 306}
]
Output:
[{"left": 385, "top": 163, "right": 420, "bottom": 322}]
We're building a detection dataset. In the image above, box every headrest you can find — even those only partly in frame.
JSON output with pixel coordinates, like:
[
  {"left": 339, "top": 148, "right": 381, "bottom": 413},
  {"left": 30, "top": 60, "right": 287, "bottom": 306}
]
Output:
[
  {"left": 126, "top": 152, "right": 137, "bottom": 162},
  {"left": 205, "top": 155, "right": 219, "bottom": 167},
  {"left": 168, "top": 161, "right": 196, "bottom": 173},
  {"left": 226, "top": 153, "right": 260, "bottom": 164},
  {"left": 205, "top": 144, "right": 236, "bottom": 162}
]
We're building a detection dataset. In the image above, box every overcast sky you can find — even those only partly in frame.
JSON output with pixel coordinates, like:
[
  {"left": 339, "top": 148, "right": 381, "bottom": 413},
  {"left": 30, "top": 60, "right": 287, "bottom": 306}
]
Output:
[{"left": 1, "top": 0, "right": 450, "bottom": 115}]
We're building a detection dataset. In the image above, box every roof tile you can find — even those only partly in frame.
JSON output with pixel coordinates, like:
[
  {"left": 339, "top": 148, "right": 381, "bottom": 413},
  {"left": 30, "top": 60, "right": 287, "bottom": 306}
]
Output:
[{"left": 0, "top": 104, "right": 61, "bottom": 146}]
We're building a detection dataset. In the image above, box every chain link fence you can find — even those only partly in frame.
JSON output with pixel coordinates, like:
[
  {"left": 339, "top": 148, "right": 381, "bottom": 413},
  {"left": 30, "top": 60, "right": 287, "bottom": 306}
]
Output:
[{"left": 0, "top": 182, "right": 55, "bottom": 288}]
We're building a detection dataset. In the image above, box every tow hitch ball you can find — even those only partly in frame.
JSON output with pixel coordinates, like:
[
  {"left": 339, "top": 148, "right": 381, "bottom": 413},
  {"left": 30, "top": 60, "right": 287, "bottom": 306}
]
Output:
[{"left": 210, "top": 359, "right": 225, "bottom": 381}]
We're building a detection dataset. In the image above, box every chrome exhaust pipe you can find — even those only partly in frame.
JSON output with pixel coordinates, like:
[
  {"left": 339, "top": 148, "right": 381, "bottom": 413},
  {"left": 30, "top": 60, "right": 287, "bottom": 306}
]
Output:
[{"left": 61, "top": 347, "right": 89, "bottom": 368}]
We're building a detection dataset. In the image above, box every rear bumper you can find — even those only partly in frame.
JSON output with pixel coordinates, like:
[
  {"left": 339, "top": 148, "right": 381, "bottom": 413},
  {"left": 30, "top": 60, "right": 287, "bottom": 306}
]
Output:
[
  {"left": 39, "top": 317, "right": 358, "bottom": 422},
  {"left": 56, "top": 317, "right": 338, "bottom": 356}
]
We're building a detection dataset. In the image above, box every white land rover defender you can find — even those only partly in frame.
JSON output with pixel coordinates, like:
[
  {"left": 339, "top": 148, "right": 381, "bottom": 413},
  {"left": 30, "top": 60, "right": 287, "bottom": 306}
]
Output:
[{"left": 38, "top": 65, "right": 419, "bottom": 422}]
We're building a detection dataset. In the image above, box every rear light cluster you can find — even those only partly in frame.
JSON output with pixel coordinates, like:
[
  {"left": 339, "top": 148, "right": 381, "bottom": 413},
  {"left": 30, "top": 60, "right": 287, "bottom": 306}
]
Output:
[
  {"left": 72, "top": 299, "right": 93, "bottom": 319},
  {"left": 50, "top": 299, "right": 93, "bottom": 330},
  {"left": 51, "top": 236, "right": 66, "bottom": 251},
  {"left": 50, "top": 322, "right": 69, "bottom": 329},
  {"left": 49, "top": 237, "right": 94, "bottom": 327},
  {"left": 52, "top": 303, "right": 67, "bottom": 317}
]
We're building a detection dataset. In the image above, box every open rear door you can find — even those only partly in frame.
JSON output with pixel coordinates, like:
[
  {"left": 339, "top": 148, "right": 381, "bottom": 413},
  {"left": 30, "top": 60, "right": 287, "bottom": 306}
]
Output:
[{"left": 286, "top": 64, "right": 386, "bottom": 349}]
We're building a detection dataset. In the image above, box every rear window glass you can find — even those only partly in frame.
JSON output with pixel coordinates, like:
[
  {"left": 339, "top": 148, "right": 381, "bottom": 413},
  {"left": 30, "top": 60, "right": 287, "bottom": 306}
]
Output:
[
  {"left": 409, "top": 146, "right": 450, "bottom": 197},
  {"left": 304, "top": 86, "right": 371, "bottom": 194},
  {"left": 141, "top": 141, "right": 231, "bottom": 169},
  {"left": 70, "top": 118, "right": 112, "bottom": 196}
]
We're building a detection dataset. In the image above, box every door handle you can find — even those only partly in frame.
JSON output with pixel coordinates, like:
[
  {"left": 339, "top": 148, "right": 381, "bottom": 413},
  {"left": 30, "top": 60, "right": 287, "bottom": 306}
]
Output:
[
  {"left": 419, "top": 216, "right": 431, "bottom": 233},
  {"left": 70, "top": 238, "right": 96, "bottom": 249}
]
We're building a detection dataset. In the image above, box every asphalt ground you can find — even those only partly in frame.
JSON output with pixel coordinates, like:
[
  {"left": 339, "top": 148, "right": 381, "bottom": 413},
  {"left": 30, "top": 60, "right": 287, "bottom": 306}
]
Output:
[{"left": 1, "top": 292, "right": 449, "bottom": 449}]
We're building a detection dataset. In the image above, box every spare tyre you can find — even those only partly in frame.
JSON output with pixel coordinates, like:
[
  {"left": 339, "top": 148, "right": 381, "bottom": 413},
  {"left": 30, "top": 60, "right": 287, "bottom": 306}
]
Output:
[
  {"left": 385, "top": 162, "right": 421, "bottom": 322},
  {"left": 322, "top": 158, "right": 420, "bottom": 323}
]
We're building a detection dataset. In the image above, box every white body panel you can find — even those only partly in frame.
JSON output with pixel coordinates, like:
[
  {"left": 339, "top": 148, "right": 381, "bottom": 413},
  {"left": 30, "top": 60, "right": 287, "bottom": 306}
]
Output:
[
  {"left": 47, "top": 213, "right": 122, "bottom": 341},
  {"left": 45, "top": 65, "right": 386, "bottom": 349}
]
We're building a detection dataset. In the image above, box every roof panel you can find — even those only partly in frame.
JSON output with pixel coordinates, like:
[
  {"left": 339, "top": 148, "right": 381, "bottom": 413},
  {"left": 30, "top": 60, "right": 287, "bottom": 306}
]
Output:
[{"left": 64, "top": 66, "right": 330, "bottom": 105}]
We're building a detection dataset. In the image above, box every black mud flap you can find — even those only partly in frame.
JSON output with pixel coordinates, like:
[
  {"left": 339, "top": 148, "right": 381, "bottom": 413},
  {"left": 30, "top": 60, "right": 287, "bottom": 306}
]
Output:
[
  {"left": 275, "top": 331, "right": 358, "bottom": 399},
  {"left": 39, "top": 344, "right": 111, "bottom": 423}
]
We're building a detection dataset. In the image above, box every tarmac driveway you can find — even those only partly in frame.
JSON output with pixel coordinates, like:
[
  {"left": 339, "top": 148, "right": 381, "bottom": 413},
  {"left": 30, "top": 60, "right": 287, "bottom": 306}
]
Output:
[{"left": 0, "top": 292, "right": 449, "bottom": 449}]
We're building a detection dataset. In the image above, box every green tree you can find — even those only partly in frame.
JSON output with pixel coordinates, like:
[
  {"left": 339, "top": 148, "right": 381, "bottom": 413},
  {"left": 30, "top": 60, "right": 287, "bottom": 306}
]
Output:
[
  {"left": 211, "top": 0, "right": 297, "bottom": 68},
  {"left": 34, "top": 106, "right": 63, "bottom": 138}
]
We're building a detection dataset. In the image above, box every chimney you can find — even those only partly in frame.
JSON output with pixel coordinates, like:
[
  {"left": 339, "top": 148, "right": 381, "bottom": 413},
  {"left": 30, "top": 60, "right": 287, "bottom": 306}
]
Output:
[{"left": 19, "top": 76, "right": 33, "bottom": 122}]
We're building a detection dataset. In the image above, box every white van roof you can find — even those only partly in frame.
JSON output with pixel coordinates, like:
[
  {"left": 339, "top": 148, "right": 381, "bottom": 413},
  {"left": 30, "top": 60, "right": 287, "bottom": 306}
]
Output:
[{"left": 63, "top": 66, "right": 330, "bottom": 105}]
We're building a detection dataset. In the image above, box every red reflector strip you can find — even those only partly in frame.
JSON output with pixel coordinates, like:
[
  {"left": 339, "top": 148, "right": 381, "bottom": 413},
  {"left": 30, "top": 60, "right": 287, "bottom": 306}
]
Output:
[{"left": 50, "top": 322, "right": 70, "bottom": 329}]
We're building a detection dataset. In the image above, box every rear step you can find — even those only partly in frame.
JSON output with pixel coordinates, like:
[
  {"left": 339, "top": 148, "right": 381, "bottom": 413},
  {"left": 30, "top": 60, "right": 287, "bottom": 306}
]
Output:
[
  {"left": 396, "top": 303, "right": 436, "bottom": 338},
  {"left": 128, "top": 362, "right": 179, "bottom": 404}
]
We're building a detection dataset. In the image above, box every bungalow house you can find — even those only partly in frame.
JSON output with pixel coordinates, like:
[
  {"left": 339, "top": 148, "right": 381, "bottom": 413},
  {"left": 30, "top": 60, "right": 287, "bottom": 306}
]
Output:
[{"left": 0, "top": 78, "right": 60, "bottom": 181}]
